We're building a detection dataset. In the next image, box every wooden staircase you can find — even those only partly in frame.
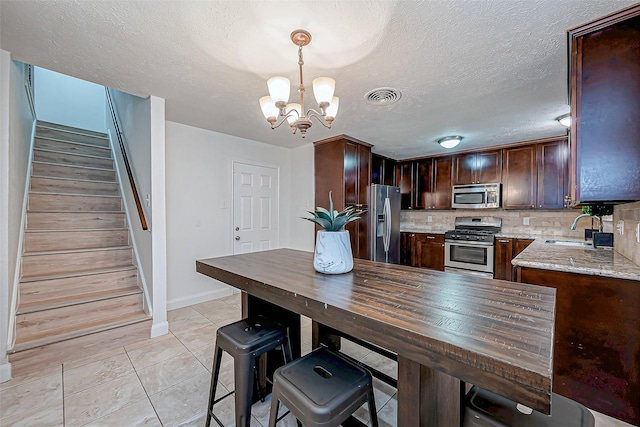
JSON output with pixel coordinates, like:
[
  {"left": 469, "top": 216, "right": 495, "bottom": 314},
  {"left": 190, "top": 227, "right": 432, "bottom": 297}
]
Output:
[{"left": 8, "top": 121, "right": 151, "bottom": 376}]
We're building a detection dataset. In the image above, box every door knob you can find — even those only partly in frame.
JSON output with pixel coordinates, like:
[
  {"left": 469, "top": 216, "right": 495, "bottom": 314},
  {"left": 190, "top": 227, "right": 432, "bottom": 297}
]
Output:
[
  {"left": 235, "top": 227, "right": 239, "bottom": 231},
  {"left": 235, "top": 236, "right": 240, "bottom": 241}
]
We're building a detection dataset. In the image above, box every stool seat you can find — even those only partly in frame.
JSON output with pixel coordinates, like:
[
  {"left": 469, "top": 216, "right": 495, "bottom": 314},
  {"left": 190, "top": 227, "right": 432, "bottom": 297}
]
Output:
[
  {"left": 464, "top": 386, "right": 595, "bottom": 427},
  {"left": 206, "top": 316, "right": 292, "bottom": 427},
  {"left": 268, "top": 347, "right": 378, "bottom": 427}
]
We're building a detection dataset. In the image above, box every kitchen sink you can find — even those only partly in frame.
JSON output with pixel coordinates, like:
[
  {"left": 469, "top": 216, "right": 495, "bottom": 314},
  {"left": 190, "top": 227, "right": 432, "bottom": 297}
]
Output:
[{"left": 544, "top": 239, "right": 593, "bottom": 248}]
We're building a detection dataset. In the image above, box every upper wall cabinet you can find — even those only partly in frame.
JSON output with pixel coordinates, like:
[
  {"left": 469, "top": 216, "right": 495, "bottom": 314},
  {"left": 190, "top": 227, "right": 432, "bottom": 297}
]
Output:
[
  {"left": 569, "top": 5, "right": 640, "bottom": 203},
  {"left": 503, "top": 138, "right": 568, "bottom": 209},
  {"left": 396, "top": 157, "right": 453, "bottom": 210},
  {"left": 371, "top": 153, "right": 396, "bottom": 186},
  {"left": 453, "top": 150, "right": 502, "bottom": 185}
]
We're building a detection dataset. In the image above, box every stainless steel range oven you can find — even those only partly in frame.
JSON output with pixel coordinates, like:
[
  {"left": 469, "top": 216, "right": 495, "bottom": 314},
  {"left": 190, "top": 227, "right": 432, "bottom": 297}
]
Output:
[{"left": 444, "top": 217, "right": 502, "bottom": 278}]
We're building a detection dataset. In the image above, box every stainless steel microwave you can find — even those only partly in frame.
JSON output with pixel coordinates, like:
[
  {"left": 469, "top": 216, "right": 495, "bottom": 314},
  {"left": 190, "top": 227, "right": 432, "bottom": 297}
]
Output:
[{"left": 451, "top": 183, "right": 501, "bottom": 209}]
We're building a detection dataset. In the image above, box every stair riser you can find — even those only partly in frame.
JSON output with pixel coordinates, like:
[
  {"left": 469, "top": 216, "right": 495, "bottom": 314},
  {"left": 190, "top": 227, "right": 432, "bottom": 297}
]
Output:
[
  {"left": 34, "top": 149, "right": 114, "bottom": 170},
  {"left": 36, "top": 126, "right": 109, "bottom": 147},
  {"left": 32, "top": 162, "right": 116, "bottom": 182},
  {"left": 21, "top": 248, "right": 133, "bottom": 278},
  {"left": 35, "top": 138, "right": 112, "bottom": 158},
  {"left": 31, "top": 177, "right": 120, "bottom": 196},
  {"left": 24, "top": 230, "right": 129, "bottom": 252},
  {"left": 19, "top": 270, "right": 138, "bottom": 307},
  {"left": 15, "top": 294, "right": 143, "bottom": 344},
  {"left": 8, "top": 319, "right": 151, "bottom": 377},
  {"left": 29, "top": 193, "right": 122, "bottom": 212},
  {"left": 26, "top": 212, "right": 126, "bottom": 230}
]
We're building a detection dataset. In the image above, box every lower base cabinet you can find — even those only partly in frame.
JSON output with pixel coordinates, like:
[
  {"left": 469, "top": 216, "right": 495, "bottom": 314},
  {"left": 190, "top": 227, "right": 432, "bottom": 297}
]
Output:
[
  {"left": 494, "top": 238, "right": 533, "bottom": 280},
  {"left": 515, "top": 267, "right": 640, "bottom": 426},
  {"left": 400, "top": 232, "right": 444, "bottom": 271}
]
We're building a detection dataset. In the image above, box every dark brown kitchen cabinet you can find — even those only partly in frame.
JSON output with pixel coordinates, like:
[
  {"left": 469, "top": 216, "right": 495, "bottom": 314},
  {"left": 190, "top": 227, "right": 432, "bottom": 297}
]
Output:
[
  {"left": 515, "top": 266, "right": 640, "bottom": 425},
  {"left": 414, "top": 233, "right": 445, "bottom": 271},
  {"left": 314, "top": 135, "right": 371, "bottom": 259},
  {"left": 371, "top": 153, "right": 396, "bottom": 186},
  {"left": 400, "top": 232, "right": 414, "bottom": 266},
  {"left": 569, "top": 5, "right": 640, "bottom": 204},
  {"left": 494, "top": 237, "right": 533, "bottom": 281},
  {"left": 396, "top": 157, "right": 453, "bottom": 210},
  {"left": 400, "top": 232, "right": 444, "bottom": 271},
  {"left": 502, "top": 138, "right": 569, "bottom": 210},
  {"left": 453, "top": 150, "right": 502, "bottom": 185}
]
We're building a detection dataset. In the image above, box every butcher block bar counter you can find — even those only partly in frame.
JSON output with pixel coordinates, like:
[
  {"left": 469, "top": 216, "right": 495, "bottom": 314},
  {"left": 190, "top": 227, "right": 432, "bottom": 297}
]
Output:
[{"left": 196, "top": 248, "right": 556, "bottom": 427}]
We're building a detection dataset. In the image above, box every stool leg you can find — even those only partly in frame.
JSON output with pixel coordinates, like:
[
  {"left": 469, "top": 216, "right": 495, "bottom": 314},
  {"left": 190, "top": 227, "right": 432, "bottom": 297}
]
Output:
[
  {"left": 368, "top": 384, "right": 379, "bottom": 427},
  {"left": 280, "top": 337, "right": 293, "bottom": 363},
  {"left": 234, "top": 353, "right": 255, "bottom": 427},
  {"left": 267, "top": 388, "right": 280, "bottom": 427},
  {"left": 205, "top": 346, "right": 224, "bottom": 427}
]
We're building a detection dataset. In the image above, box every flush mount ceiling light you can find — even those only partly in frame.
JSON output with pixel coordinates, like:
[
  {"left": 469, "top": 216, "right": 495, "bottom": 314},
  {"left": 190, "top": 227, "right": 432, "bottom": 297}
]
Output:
[
  {"left": 557, "top": 113, "right": 571, "bottom": 127},
  {"left": 259, "top": 29, "right": 339, "bottom": 139},
  {"left": 437, "top": 136, "right": 463, "bottom": 149}
]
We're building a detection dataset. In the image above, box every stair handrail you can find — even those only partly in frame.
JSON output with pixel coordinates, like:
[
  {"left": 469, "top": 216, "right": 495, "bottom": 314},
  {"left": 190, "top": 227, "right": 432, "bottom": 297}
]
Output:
[{"left": 105, "top": 87, "right": 148, "bottom": 230}]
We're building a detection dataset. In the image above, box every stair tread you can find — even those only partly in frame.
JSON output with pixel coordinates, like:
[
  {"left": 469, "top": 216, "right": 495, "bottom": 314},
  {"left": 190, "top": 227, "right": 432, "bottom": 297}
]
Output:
[
  {"left": 11, "top": 312, "right": 150, "bottom": 353},
  {"left": 37, "top": 121, "right": 109, "bottom": 138},
  {"left": 32, "top": 160, "right": 116, "bottom": 173},
  {"left": 20, "top": 265, "right": 138, "bottom": 283},
  {"left": 23, "top": 245, "right": 132, "bottom": 257},
  {"left": 29, "top": 191, "right": 121, "bottom": 198},
  {"left": 28, "top": 209, "right": 124, "bottom": 213},
  {"left": 25, "top": 227, "right": 129, "bottom": 233},
  {"left": 35, "top": 135, "right": 111, "bottom": 148},
  {"left": 17, "top": 286, "right": 142, "bottom": 314},
  {"left": 34, "top": 147, "right": 115, "bottom": 161},
  {"left": 30, "top": 175, "right": 117, "bottom": 185}
]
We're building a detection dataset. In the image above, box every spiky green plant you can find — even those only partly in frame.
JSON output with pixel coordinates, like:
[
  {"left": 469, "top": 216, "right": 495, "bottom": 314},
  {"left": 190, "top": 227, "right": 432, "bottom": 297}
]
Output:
[{"left": 302, "top": 192, "right": 365, "bottom": 231}]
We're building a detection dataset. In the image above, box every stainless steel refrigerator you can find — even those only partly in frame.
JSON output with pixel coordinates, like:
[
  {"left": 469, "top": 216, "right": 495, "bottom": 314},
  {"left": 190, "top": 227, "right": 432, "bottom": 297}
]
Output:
[{"left": 369, "top": 184, "right": 401, "bottom": 263}]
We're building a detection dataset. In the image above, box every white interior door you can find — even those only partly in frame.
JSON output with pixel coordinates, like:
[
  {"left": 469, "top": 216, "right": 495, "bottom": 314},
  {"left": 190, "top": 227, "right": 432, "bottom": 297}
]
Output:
[{"left": 232, "top": 162, "right": 279, "bottom": 254}]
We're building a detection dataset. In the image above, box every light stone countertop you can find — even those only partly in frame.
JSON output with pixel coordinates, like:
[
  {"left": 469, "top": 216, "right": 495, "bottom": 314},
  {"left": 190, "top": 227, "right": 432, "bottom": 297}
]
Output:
[
  {"left": 512, "top": 238, "right": 640, "bottom": 281},
  {"left": 399, "top": 226, "right": 448, "bottom": 234}
]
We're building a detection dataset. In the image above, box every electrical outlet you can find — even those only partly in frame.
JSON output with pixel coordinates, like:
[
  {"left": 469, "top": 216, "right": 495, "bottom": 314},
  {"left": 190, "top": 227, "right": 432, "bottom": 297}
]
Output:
[
  {"left": 523, "top": 217, "right": 529, "bottom": 225},
  {"left": 617, "top": 220, "right": 624, "bottom": 235},
  {"left": 427, "top": 216, "right": 433, "bottom": 223},
  {"left": 195, "top": 217, "right": 201, "bottom": 227},
  {"left": 636, "top": 222, "right": 640, "bottom": 243}
]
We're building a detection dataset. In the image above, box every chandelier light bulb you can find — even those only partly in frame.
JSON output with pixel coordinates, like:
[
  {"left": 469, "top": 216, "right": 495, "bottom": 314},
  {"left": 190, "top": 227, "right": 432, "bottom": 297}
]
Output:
[
  {"left": 312, "top": 77, "right": 336, "bottom": 107},
  {"left": 259, "top": 96, "right": 278, "bottom": 121},
  {"left": 285, "top": 103, "right": 301, "bottom": 125},
  {"left": 325, "top": 96, "right": 340, "bottom": 121},
  {"left": 267, "top": 76, "right": 291, "bottom": 108}
]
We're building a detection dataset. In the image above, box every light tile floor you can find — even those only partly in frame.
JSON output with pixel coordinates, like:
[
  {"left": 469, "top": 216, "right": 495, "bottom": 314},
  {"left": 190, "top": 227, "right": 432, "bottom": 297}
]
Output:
[{"left": 0, "top": 293, "right": 633, "bottom": 427}]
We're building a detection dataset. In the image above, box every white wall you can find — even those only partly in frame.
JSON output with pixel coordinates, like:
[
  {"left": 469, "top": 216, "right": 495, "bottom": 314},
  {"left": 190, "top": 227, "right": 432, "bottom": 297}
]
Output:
[
  {"left": 34, "top": 67, "right": 106, "bottom": 132},
  {"left": 105, "top": 90, "right": 154, "bottom": 302},
  {"left": 165, "top": 121, "right": 299, "bottom": 310},
  {"left": 0, "top": 52, "right": 36, "bottom": 382},
  {"left": 289, "top": 143, "right": 316, "bottom": 251}
]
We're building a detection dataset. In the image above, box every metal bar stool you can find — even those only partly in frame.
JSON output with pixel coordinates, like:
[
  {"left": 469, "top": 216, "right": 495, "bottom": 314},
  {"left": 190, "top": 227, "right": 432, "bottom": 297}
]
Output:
[
  {"left": 268, "top": 347, "right": 378, "bottom": 427},
  {"left": 206, "top": 316, "right": 293, "bottom": 427},
  {"left": 464, "top": 385, "right": 595, "bottom": 426}
]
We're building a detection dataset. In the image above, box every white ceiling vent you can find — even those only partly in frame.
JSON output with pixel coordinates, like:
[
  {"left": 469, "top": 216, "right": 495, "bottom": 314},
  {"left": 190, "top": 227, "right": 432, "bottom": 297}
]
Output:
[{"left": 365, "top": 87, "right": 402, "bottom": 106}]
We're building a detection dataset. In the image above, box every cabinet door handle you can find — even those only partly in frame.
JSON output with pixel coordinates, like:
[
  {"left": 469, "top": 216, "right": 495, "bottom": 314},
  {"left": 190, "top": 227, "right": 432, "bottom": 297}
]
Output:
[
  {"left": 498, "top": 239, "right": 510, "bottom": 243},
  {"left": 426, "top": 236, "right": 435, "bottom": 239}
]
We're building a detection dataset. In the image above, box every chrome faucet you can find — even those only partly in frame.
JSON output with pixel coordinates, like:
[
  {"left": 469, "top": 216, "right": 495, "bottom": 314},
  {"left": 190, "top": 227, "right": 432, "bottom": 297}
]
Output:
[{"left": 570, "top": 214, "right": 601, "bottom": 231}]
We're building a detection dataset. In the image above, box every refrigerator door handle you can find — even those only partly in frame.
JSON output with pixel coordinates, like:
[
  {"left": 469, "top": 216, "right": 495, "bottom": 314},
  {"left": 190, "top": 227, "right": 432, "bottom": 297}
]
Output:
[{"left": 383, "top": 197, "right": 391, "bottom": 252}]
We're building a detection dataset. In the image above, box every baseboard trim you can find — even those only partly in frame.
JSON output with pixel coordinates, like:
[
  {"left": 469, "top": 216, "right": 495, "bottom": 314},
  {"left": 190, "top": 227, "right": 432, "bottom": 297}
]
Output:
[
  {"left": 0, "top": 361, "right": 12, "bottom": 383},
  {"left": 166, "top": 288, "right": 234, "bottom": 311},
  {"left": 150, "top": 320, "right": 168, "bottom": 338}
]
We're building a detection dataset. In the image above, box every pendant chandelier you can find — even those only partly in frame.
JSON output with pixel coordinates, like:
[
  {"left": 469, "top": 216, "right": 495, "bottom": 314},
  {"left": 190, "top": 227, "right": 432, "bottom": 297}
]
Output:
[{"left": 259, "top": 29, "right": 339, "bottom": 138}]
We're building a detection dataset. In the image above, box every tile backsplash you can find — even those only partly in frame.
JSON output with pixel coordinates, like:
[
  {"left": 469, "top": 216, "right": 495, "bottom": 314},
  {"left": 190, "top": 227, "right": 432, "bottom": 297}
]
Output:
[
  {"left": 401, "top": 209, "right": 613, "bottom": 238},
  {"left": 614, "top": 201, "right": 640, "bottom": 266}
]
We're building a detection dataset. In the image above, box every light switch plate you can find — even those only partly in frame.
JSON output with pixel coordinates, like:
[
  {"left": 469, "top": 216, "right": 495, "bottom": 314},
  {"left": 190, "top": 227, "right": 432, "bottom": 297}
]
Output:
[
  {"left": 523, "top": 217, "right": 529, "bottom": 225},
  {"left": 636, "top": 223, "right": 640, "bottom": 243},
  {"left": 617, "top": 220, "right": 624, "bottom": 235},
  {"left": 427, "top": 216, "right": 433, "bottom": 223}
]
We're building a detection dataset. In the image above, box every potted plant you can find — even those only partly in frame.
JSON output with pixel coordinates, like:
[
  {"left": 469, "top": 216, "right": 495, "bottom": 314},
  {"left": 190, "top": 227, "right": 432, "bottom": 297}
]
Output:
[{"left": 303, "top": 192, "right": 365, "bottom": 274}]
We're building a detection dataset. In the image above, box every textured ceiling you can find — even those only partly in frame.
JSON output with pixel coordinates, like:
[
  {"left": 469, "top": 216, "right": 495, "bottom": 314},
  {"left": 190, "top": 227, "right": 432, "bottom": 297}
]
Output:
[{"left": 1, "top": 0, "right": 637, "bottom": 159}]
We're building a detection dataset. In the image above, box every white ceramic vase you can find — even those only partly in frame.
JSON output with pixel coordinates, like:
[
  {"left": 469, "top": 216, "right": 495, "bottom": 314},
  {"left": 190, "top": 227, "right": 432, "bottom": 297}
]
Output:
[{"left": 313, "top": 230, "right": 354, "bottom": 274}]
